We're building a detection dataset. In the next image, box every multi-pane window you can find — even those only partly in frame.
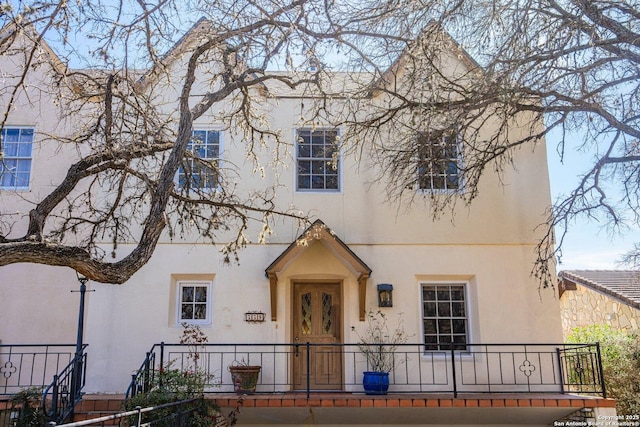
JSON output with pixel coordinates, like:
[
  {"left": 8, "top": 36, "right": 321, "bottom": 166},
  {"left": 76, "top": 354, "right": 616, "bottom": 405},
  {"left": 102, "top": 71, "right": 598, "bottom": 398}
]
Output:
[
  {"left": 296, "top": 129, "right": 340, "bottom": 191},
  {"left": 178, "top": 282, "right": 211, "bottom": 324},
  {"left": 417, "top": 131, "right": 460, "bottom": 191},
  {"left": 1, "top": 127, "right": 34, "bottom": 189},
  {"left": 422, "top": 284, "right": 468, "bottom": 351},
  {"left": 178, "top": 130, "right": 220, "bottom": 190}
]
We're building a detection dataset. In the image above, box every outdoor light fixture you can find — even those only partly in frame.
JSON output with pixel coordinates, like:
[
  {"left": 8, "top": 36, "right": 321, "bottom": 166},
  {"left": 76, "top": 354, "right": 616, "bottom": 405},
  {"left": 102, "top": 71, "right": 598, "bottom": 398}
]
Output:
[
  {"left": 76, "top": 270, "right": 88, "bottom": 285},
  {"left": 377, "top": 284, "right": 393, "bottom": 307}
]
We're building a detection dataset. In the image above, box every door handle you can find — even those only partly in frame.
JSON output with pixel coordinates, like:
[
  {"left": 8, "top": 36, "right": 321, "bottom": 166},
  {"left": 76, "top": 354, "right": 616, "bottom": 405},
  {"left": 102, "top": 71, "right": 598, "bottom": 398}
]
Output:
[{"left": 294, "top": 336, "right": 300, "bottom": 357}]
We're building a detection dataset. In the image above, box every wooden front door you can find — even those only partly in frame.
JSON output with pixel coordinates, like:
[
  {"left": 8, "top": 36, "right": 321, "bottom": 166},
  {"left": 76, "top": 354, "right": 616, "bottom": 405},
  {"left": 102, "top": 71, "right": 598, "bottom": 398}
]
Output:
[{"left": 292, "top": 282, "right": 343, "bottom": 390}]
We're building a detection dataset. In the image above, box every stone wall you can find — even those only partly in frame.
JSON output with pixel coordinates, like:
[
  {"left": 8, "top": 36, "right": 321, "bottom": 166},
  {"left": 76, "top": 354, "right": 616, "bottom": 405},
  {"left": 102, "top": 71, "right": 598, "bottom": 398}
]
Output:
[{"left": 560, "top": 284, "right": 640, "bottom": 337}]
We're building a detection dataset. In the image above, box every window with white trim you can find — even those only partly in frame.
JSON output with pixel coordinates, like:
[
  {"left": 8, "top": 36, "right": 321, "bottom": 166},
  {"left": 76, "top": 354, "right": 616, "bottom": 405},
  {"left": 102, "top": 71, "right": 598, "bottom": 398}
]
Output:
[
  {"left": 178, "top": 130, "right": 221, "bottom": 190},
  {"left": 417, "top": 131, "right": 460, "bottom": 191},
  {"left": 421, "top": 284, "right": 468, "bottom": 351},
  {"left": 177, "top": 281, "right": 211, "bottom": 324},
  {"left": 296, "top": 129, "right": 340, "bottom": 191},
  {"left": 1, "top": 127, "right": 34, "bottom": 189}
]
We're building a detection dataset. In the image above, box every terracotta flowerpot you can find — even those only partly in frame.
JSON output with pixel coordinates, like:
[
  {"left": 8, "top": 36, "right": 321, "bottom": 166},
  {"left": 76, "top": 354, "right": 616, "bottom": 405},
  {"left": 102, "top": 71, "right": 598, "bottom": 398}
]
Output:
[{"left": 229, "top": 365, "right": 261, "bottom": 394}]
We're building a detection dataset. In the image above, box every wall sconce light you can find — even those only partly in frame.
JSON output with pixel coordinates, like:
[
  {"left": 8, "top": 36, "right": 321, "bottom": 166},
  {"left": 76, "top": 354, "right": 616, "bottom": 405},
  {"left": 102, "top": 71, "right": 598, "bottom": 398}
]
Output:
[{"left": 377, "top": 284, "right": 393, "bottom": 307}]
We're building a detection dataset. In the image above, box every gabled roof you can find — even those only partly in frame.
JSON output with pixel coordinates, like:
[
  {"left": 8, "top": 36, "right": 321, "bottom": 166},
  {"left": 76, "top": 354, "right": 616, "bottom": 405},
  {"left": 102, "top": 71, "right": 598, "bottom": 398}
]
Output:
[
  {"left": 558, "top": 270, "right": 640, "bottom": 310},
  {"left": 265, "top": 219, "right": 371, "bottom": 277},
  {"left": 136, "top": 17, "right": 216, "bottom": 89},
  {"left": 0, "top": 21, "right": 69, "bottom": 77},
  {"left": 265, "top": 219, "right": 372, "bottom": 321},
  {"left": 372, "top": 20, "right": 481, "bottom": 95},
  {"left": 137, "top": 18, "right": 478, "bottom": 99}
]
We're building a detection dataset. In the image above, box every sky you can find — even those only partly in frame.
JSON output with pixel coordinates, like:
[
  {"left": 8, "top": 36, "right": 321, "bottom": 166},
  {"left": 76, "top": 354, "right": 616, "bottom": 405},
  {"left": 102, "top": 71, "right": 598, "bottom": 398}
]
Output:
[{"left": 547, "top": 143, "right": 640, "bottom": 272}]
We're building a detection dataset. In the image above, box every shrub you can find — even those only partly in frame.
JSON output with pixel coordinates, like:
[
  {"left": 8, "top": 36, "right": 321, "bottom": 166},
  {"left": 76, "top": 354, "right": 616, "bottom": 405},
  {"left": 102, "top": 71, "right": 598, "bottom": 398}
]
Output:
[
  {"left": 123, "top": 363, "right": 219, "bottom": 426},
  {"left": 124, "top": 324, "right": 220, "bottom": 426},
  {"left": 8, "top": 387, "right": 46, "bottom": 427},
  {"left": 567, "top": 324, "right": 640, "bottom": 415}
]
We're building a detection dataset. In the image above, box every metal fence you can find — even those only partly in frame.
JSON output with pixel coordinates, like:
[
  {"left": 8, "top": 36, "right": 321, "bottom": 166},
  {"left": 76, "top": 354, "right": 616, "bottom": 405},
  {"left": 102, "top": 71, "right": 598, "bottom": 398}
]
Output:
[
  {"left": 126, "top": 342, "right": 605, "bottom": 398},
  {"left": 45, "top": 399, "right": 203, "bottom": 427},
  {"left": 0, "top": 344, "right": 78, "bottom": 396}
]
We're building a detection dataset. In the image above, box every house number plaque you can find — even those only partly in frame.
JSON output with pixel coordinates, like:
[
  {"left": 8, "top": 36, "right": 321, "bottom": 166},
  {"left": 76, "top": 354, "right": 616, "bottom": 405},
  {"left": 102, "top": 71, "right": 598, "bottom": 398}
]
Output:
[{"left": 244, "top": 311, "right": 266, "bottom": 323}]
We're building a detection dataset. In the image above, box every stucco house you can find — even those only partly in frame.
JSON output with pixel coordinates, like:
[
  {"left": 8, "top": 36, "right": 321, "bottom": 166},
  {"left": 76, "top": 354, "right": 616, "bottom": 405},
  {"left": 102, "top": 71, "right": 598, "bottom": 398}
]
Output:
[
  {"left": 0, "top": 21, "right": 615, "bottom": 426},
  {"left": 559, "top": 270, "right": 640, "bottom": 336}
]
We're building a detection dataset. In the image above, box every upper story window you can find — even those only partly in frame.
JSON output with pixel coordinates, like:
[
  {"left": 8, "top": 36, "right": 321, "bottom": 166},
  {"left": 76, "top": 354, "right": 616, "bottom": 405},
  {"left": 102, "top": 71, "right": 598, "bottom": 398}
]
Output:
[
  {"left": 296, "top": 129, "right": 340, "bottom": 192},
  {"left": 1, "top": 127, "right": 34, "bottom": 190},
  {"left": 421, "top": 283, "right": 468, "bottom": 351},
  {"left": 417, "top": 131, "right": 460, "bottom": 191},
  {"left": 177, "top": 281, "right": 212, "bottom": 324},
  {"left": 177, "top": 130, "right": 221, "bottom": 190}
]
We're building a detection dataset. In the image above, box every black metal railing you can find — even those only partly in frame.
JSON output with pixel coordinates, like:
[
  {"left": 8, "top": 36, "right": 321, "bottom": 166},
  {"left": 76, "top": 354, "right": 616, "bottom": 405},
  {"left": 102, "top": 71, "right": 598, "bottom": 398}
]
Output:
[
  {"left": 126, "top": 342, "right": 605, "bottom": 399},
  {"left": 127, "top": 349, "right": 157, "bottom": 399},
  {"left": 42, "top": 346, "right": 88, "bottom": 423},
  {"left": 557, "top": 344, "right": 606, "bottom": 397},
  {"left": 0, "top": 344, "right": 78, "bottom": 396}
]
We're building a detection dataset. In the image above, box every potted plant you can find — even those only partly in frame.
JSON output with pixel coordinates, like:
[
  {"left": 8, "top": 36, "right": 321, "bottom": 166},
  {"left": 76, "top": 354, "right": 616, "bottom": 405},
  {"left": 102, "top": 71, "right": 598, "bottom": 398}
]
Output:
[
  {"left": 228, "top": 359, "right": 261, "bottom": 394},
  {"left": 352, "top": 310, "right": 407, "bottom": 395}
]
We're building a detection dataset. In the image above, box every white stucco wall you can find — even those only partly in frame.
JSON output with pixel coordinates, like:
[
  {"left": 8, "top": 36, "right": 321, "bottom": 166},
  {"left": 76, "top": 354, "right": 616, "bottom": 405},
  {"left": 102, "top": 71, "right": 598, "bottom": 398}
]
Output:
[
  {"left": 71, "top": 203, "right": 562, "bottom": 394},
  {"left": 0, "top": 264, "right": 79, "bottom": 344},
  {"left": 0, "top": 29, "right": 562, "bottom": 394}
]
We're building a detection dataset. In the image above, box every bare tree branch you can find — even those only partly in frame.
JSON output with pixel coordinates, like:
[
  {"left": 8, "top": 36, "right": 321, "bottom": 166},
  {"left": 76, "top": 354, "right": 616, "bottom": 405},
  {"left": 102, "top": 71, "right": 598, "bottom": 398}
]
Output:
[{"left": 2, "top": 0, "right": 640, "bottom": 288}]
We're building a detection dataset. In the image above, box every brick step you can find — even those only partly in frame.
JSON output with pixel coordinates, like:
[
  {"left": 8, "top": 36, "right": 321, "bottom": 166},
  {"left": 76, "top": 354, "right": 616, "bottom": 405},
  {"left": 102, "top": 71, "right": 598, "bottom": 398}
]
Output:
[
  {"left": 71, "top": 395, "right": 126, "bottom": 423},
  {"left": 75, "top": 395, "right": 125, "bottom": 412}
]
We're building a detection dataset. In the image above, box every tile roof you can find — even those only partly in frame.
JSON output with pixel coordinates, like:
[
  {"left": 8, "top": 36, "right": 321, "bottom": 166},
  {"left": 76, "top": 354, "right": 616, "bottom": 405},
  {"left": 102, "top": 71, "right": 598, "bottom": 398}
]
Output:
[{"left": 558, "top": 270, "right": 640, "bottom": 310}]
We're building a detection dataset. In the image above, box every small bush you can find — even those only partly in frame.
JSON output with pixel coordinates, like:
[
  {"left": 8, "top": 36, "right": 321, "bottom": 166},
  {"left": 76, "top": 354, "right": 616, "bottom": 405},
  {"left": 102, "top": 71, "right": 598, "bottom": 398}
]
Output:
[
  {"left": 8, "top": 387, "right": 46, "bottom": 427},
  {"left": 123, "top": 364, "right": 218, "bottom": 426},
  {"left": 124, "top": 324, "right": 221, "bottom": 425},
  {"left": 567, "top": 325, "right": 640, "bottom": 415}
]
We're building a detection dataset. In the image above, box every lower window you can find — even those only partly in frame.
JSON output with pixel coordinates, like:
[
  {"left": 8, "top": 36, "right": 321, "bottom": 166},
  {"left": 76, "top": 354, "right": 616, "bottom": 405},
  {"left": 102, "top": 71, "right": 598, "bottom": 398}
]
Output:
[
  {"left": 421, "top": 283, "right": 468, "bottom": 351},
  {"left": 177, "top": 281, "right": 211, "bottom": 324}
]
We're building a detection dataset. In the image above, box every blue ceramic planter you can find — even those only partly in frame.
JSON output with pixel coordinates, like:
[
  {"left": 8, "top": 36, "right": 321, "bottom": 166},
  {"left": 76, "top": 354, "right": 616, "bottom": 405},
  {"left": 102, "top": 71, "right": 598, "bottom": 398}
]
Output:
[{"left": 362, "top": 371, "right": 389, "bottom": 395}]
